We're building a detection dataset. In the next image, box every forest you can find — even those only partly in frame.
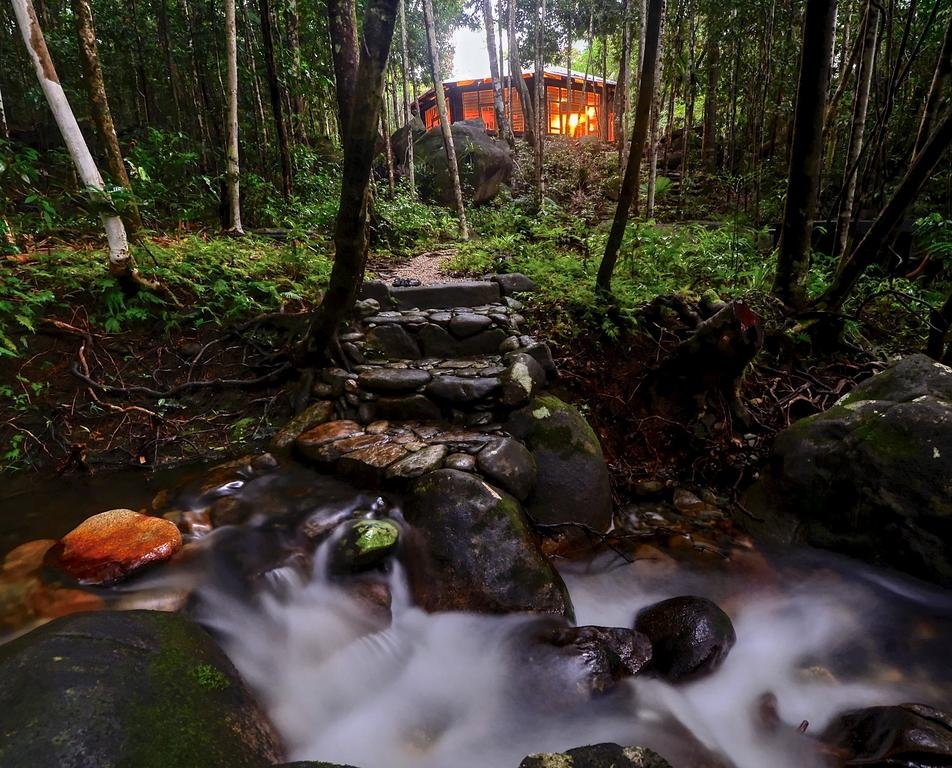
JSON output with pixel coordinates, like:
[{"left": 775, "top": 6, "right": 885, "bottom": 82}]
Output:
[{"left": 0, "top": 0, "right": 951, "bottom": 767}]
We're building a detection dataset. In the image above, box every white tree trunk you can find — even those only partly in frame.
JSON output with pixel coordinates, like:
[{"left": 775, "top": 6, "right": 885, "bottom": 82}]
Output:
[
  {"left": 225, "top": 0, "right": 244, "bottom": 233},
  {"left": 12, "top": 0, "right": 133, "bottom": 277},
  {"left": 398, "top": 0, "right": 416, "bottom": 193},
  {"left": 0, "top": 82, "right": 9, "bottom": 138}
]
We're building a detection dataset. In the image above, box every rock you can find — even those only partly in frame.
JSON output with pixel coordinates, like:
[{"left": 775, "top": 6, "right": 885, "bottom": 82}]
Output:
[
  {"left": 2, "top": 539, "right": 56, "bottom": 577},
  {"left": 337, "top": 443, "right": 409, "bottom": 487},
  {"left": 516, "top": 342, "right": 558, "bottom": 382},
  {"left": 329, "top": 519, "right": 400, "bottom": 574},
  {"left": 385, "top": 443, "right": 448, "bottom": 479},
  {"left": 270, "top": 401, "right": 336, "bottom": 450},
  {"left": 364, "top": 324, "right": 421, "bottom": 359},
  {"left": 445, "top": 452, "right": 476, "bottom": 471},
  {"left": 448, "top": 312, "right": 493, "bottom": 338},
  {"left": 506, "top": 395, "right": 613, "bottom": 532},
  {"left": 500, "top": 335, "right": 521, "bottom": 353},
  {"left": 499, "top": 352, "right": 546, "bottom": 408},
  {"left": 490, "top": 273, "right": 538, "bottom": 296},
  {"left": 47, "top": 510, "right": 183, "bottom": 586},
  {"left": 353, "top": 298, "right": 380, "bottom": 318},
  {"left": 742, "top": 355, "right": 952, "bottom": 587},
  {"left": 414, "top": 120, "right": 513, "bottom": 205},
  {"left": 519, "top": 744, "right": 671, "bottom": 768},
  {"left": 476, "top": 438, "right": 537, "bottom": 501},
  {"left": 402, "top": 469, "right": 573, "bottom": 617},
  {"left": 390, "top": 280, "right": 502, "bottom": 311},
  {"left": 820, "top": 703, "right": 952, "bottom": 767},
  {"left": 418, "top": 322, "right": 508, "bottom": 357},
  {"left": 295, "top": 420, "right": 364, "bottom": 461},
  {"left": 0, "top": 610, "right": 283, "bottom": 767},
  {"left": 388, "top": 114, "right": 426, "bottom": 167},
  {"left": 373, "top": 394, "right": 442, "bottom": 421},
  {"left": 633, "top": 596, "right": 736, "bottom": 683},
  {"left": 357, "top": 368, "right": 432, "bottom": 393},
  {"left": 426, "top": 375, "right": 501, "bottom": 404}
]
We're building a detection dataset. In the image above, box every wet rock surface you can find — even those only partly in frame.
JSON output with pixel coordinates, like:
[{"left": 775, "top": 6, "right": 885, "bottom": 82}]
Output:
[
  {"left": 47, "top": 509, "right": 183, "bottom": 585},
  {"left": 633, "top": 595, "right": 736, "bottom": 683},
  {"left": 744, "top": 355, "right": 952, "bottom": 587},
  {"left": 0, "top": 610, "right": 283, "bottom": 767},
  {"left": 519, "top": 744, "right": 672, "bottom": 768}
]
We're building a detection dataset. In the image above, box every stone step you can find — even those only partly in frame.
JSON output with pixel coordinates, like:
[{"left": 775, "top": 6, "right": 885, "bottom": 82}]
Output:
[{"left": 361, "top": 280, "right": 501, "bottom": 310}]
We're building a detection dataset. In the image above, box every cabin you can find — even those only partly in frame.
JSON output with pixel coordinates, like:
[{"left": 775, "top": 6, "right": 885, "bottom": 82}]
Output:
[{"left": 417, "top": 67, "right": 617, "bottom": 142}]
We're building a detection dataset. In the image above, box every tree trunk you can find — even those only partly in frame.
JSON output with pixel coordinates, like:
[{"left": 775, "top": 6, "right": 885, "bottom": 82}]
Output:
[
  {"left": 616, "top": 0, "right": 632, "bottom": 161},
  {"left": 259, "top": 0, "right": 293, "bottom": 198},
  {"left": 914, "top": 12, "right": 952, "bottom": 156},
  {"left": 286, "top": 0, "right": 306, "bottom": 143},
  {"left": 646, "top": 27, "right": 664, "bottom": 219},
  {"left": 565, "top": 8, "right": 572, "bottom": 137},
  {"left": 771, "top": 0, "right": 838, "bottom": 309},
  {"left": 832, "top": 0, "right": 878, "bottom": 263},
  {"left": 701, "top": 22, "right": 718, "bottom": 169},
  {"left": 154, "top": 0, "right": 183, "bottom": 130},
  {"left": 818, "top": 109, "right": 952, "bottom": 312},
  {"left": 482, "top": 0, "right": 513, "bottom": 147},
  {"left": 224, "top": 0, "right": 243, "bottom": 233},
  {"left": 533, "top": 0, "right": 546, "bottom": 208},
  {"left": 680, "top": 1, "right": 695, "bottom": 201},
  {"left": 327, "top": 0, "right": 359, "bottom": 139},
  {"left": 509, "top": 0, "right": 536, "bottom": 147},
  {"left": 927, "top": 289, "right": 952, "bottom": 364},
  {"left": 306, "top": 0, "right": 401, "bottom": 359},
  {"left": 73, "top": 0, "right": 142, "bottom": 233},
  {"left": 422, "top": 0, "right": 469, "bottom": 239},
  {"left": 596, "top": 0, "right": 664, "bottom": 292},
  {"left": 381, "top": 110, "right": 396, "bottom": 198},
  {"left": 12, "top": 0, "right": 158, "bottom": 291},
  {"left": 0, "top": 83, "right": 8, "bottom": 138},
  {"left": 398, "top": 0, "right": 415, "bottom": 193},
  {"left": 580, "top": 7, "right": 594, "bottom": 135},
  {"left": 600, "top": 18, "right": 609, "bottom": 139}
]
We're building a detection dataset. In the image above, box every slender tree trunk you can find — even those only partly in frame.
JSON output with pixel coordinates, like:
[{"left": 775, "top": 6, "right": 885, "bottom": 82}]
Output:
[
  {"left": 154, "top": 0, "right": 183, "bottom": 129},
  {"left": 12, "top": 0, "right": 159, "bottom": 291},
  {"left": 596, "top": 0, "right": 664, "bottom": 292},
  {"left": 399, "top": 0, "right": 415, "bottom": 193},
  {"left": 0, "top": 84, "right": 8, "bottom": 138},
  {"left": 73, "top": 0, "right": 142, "bottom": 232},
  {"left": 286, "top": 0, "right": 305, "bottom": 143},
  {"left": 327, "top": 0, "right": 359, "bottom": 139},
  {"left": 509, "top": 0, "right": 536, "bottom": 146},
  {"left": 241, "top": 0, "right": 269, "bottom": 165},
  {"left": 224, "top": 0, "right": 243, "bottom": 233},
  {"left": 307, "top": 0, "right": 400, "bottom": 357},
  {"left": 616, "top": 0, "right": 632, "bottom": 162},
  {"left": 832, "top": 0, "right": 878, "bottom": 263},
  {"left": 772, "top": 0, "right": 838, "bottom": 309},
  {"left": 259, "top": 0, "right": 293, "bottom": 198},
  {"left": 422, "top": 0, "right": 469, "bottom": 239},
  {"left": 565, "top": 10, "right": 573, "bottom": 137},
  {"left": 646, "top": 21, "right": 664, "bottom": 218},
  {"left": 580, "top": 7, "right": 593, "bottom": 135},
  {"left": 818, "top": 110, "right": 952, "bottom": 311},
  {"left": 600, "top": 18, "right": 609, "bottom": 139},
  {"left": 702, "top": 23, "right": 719, "bottom": 169},
  {"left": 181, "top": 0, "right": 211, "bottom": 167},
  {"left": 482, "top": 0, "right": 513, "bottom": 147},
  {"left": 382, "top": 110, "right": 396, "bottom": 198},
  {"left": 914, "top": 13, "right": 952, "bottom": 156},
  {"left": 534, "top": 0, "right": 546, "bottom": 207},
  {"left": 680, "top": 2, "right": 695, "bottom": 202}
]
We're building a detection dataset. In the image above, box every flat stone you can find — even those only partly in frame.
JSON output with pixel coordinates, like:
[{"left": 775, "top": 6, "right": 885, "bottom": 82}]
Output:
[
  {"left": 444, "top": 452, "right": 476, "bottom": 471},
  {"left": 477, "top": 438, "right": 537, "bottom": 501},
  {"left": 357, "top": 368, "right": 432, "bottom": 393},
  {"left": 499, "top": 353, "right": 547, "bottom": 408},
  {"left": 391, "top": 280, "right": 501, "bottom": 310},
  {"left": 2, "top": 539, "right": 56, "bottom": 578},
  {"left": 448, "top": 313, "right": 494, "bottom": 339},
  {"left": 386, "top": 443, "right": 449, "bottom": 479},
  {"left": 353, "top": 298, "right": 380, "bottom": 318},
  {"left": 359, "top": 281, "right": 390, "bottom": 305},
  {"left": 342, "top": 342, "right": 364, "bottom": 365},
  {"left": 47, "top": 510, "right": 183, "bottom": 586},
  {"left": 429, "top": 311, "right": 453, "bottom": 323},
  {"left": 500, "top": 335, "right": 521, "bottom": 353},
  {"left": 366, "top": 420, "right": 390, "bottom": 434},
  {"left": 490, "top": 273, "right": 538, "bottom": 295},
  {"left": 519, "top": 744, "right": 671, "bottom": 768},
  {"left": 373, "top": 394, "right": 442, "bottom": 421},
  {"left": 364, "top": 324, "right": 421, "bottom": 360},
  {"left": 419, "top": 323, "right": 508, "bottom": 357},
  {"left": 296, "top": 420, "right": 363, "bottom": 460},
  {"left": 426, "top": 375, "right": 501, "bottom": 404},
  {"left": 269, "top": 400, "right": 335, "bottom": 450},
  {"left": 337, "top": 443, "right": 409, "bottom": 487},
  {"left": 510, "top": 342, "right": 557, "bottom": 382}
]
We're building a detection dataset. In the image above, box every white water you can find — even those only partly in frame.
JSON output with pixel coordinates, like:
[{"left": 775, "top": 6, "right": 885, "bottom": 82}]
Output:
[{"left": 188, "top": 531, "right": 952, "bottom": 768}]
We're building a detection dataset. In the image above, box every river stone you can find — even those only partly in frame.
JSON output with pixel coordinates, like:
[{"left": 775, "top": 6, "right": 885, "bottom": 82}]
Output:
[
  {"left": 519, "top": 744, "right": 672, "bottom": 768},
  {"left": 634, "top": 595, "right": 736, "bottom": 683},
  {"left": 0, "top": 610, "right": 283, "bottom": 767},
  {"left": 449, "top": 312, "right": 493, "bottom": 339},
  {"left": 336, "top": 443, "right": 408, "bottom": 487},
  {"left": 427, "top": 375, "right": 501, "bottom": 404},
  {"left": 46, "top": 509, "right": 182, "bottom": 586},
  {"left": 514, "top": 342, "right": 558, "bottom": 382},
  {"left": 386, "top": 443, "right": 448, "bottom": 479},
  {"left": 445, "top": 452, "right": 476, "bottom": 471},
  {"left": 357, "top": 368, "right": 432, "bottom": 393},
  {"left": 296, "top": 420, "right": 364, "bottom": 460},
  {"left": 491, "top": 273, "right": 538, "bottom": 296},
  {"left": 820, "top": 703, "right": 952, "bottom": 766},
  {"left": 476, "top": 438, "right": 537, "bottom": 501},
  {"left": 372, "top": 394, "right": 442, "bottom": 421},
  {"left": 402, "top": 469, "right": 573, "bottom": 617},
  {"left": 505, "top": 395, "right": 613, "bottom": 532},
  {"left": 2, "top": 539, "right": 56, "bottom": 577},
  {"left": 742, "top": 354, "right": 952, "bottom": 587},
  {"left": 270, "top": 401, "right": 336, "bottom": 450},
  {"left": 364, "top": 324, "right": 420, "bottom": 360},
  {"left": 499, "top": 353, "right": 547, "bottom": 408},
  {"left": 329, "top": 519, "right": 400, "bottom": 574}
]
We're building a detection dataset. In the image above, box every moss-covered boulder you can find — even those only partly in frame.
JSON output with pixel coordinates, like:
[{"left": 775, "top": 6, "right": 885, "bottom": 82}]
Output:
[
  {"left": 743, "top": 355, "right": 952, "bottom": 586},
  {"left": 0, "top": 610, "right": 283, "bottom": 767},
  {"left": 329, "top": 519, "right": 400, "bottom": 574},
  {"left": 506, "top": 395, "right": 613, "bottom": 532},
  {"left": 519, "top": 743, "right": 672, "bottom": 768},
  {"left": 402, "top": 469, "right": 573, "bottom": 618}
]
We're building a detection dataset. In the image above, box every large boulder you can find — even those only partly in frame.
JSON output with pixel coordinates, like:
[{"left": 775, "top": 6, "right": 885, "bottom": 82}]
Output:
[
  {"left": 402, "top": 469, "right": 573, "bottom": 618},
  {"left": 519, "top": 744, "right": 672, "bottom": 768},
  {"left": 743, "top": 355, "right": 952, "bottom": 586},
  {"left": 506, "top": 395, "right": 614, "bottom": 532},
  {"left": 0, "top": 610, "right": 283, "bottom": 767},
  {"left": 414, "top": 119, "right": 514, "bottom": 205}
]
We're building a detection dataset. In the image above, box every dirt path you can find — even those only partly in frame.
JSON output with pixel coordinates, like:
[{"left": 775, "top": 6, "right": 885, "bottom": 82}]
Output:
[{"left": 370, "top": 248, "right": 460, "bottom": 285}]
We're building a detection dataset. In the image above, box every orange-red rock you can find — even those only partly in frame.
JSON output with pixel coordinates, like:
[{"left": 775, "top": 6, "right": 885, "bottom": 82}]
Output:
[
  {"left": 296, "top": 420, "right": 364, "bottom": 460},
  {"left": 29, "top": 586, "right": 104, "bottom": 620},
  {"left": 48, "top": 509, "right": 183, "bottom": 585},
  {"left": 2, "top": 539, "right": 56, "bottom": 578}
]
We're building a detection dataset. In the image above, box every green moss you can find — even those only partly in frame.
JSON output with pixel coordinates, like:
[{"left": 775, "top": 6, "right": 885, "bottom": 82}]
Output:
[
  {"left": 352, "top": 520, "right": 399, "bottom": 556},
  {"left": 526, "top": 395, "right": 601, "bottom": 457},
  {"left": 194, "top": 663, "right": 230, "bottom": 691}
]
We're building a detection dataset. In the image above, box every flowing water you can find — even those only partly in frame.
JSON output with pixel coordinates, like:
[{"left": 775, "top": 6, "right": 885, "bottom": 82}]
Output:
[{"left": 3, "top": 463, "right": 952, "bottom": 768}]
